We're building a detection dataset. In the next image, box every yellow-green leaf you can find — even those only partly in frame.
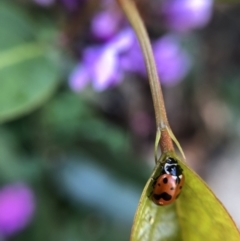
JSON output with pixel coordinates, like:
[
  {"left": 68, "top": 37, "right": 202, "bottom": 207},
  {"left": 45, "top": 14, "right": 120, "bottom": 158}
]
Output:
[{"left": 131, "top": 152, "right": 240, "bottom": 241}]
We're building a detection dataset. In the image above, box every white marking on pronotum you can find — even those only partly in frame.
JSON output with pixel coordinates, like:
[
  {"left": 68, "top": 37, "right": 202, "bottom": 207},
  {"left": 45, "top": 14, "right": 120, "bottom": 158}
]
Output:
[{"left": 164, "top": 163, "right": 177, "bottom": 174}]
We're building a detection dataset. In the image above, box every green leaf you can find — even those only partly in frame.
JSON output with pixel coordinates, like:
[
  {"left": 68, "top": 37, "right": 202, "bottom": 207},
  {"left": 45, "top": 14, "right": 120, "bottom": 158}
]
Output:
[
  {"left": 0, "top": 2, "right": 61, "bottom": 123},
  {"left": 131, "top": 152, "right": 240, "bottom": 241}
]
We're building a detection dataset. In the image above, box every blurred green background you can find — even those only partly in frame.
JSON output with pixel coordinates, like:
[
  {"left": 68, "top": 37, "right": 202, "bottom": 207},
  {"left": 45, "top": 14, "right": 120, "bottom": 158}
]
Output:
[{"left": 1, "top": 0, "right": 240, "bottom": 240}]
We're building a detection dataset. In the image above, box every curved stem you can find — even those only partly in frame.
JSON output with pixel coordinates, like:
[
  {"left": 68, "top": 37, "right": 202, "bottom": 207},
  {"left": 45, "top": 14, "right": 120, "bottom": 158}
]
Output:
[
  {"left": 117, "top": 0, "right": 176, "bottom": 155},
  {"left": 117, "top": 0, "right": 168, "bottom": 128}
]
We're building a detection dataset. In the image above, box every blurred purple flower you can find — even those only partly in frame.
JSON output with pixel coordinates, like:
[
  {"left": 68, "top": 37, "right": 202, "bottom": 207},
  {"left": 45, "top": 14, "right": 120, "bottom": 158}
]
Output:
[
  {"left": 69, "top": 64, "right": 90, "bottom": 91},
  {"left": 0, "top": 183, "right": 35, "bottom": 237},
  {"left": 119, "top": 40, "right": 144, "bottom": 76},
  {"left": 69, "top": 28, "right": 135, "bottom": 92},
  {"left": 161, "top": 0, "right": 213, "bottom": 32},
  {"left": 91, "top": 10, "right": 122, "bottom": 41},
  {"left": 33, "top": 0, "right": 55, "bottom": 6},
  {"left": 69, "top": 28, "right": 192, "bottom": 91},
  {"left": 60, "top": 0, "right": 84, "bottom": 11},
  {"left": 121, "top": 34, "right": 191, "bottom": 86},
  {"left": 153, "top": 34, "right": 192, "bottom": 85}
]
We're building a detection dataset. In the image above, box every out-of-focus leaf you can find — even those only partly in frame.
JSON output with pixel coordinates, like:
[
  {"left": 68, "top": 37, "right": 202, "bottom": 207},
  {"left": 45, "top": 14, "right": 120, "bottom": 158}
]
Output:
[
  {"left": 41, "top": 92, "right": 132, "bottom": 152},
  {"left": 0, "top": 127, "right": 42, "bottom": 182},
  {"left": 131, "top": 152, "right": 240, "bottom": 241},
  {"left": 0, "top": 2, "right": 61, "bottom": 123}
]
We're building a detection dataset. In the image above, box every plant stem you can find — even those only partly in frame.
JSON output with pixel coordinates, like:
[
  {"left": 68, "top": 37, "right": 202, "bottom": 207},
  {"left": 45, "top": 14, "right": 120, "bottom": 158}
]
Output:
[{"left": 117, "top": 0, "right": 174, "bottom": 153}]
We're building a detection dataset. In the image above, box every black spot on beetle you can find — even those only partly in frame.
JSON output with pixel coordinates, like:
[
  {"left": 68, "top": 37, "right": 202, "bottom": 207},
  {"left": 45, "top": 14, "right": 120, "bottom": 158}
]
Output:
[
  {"left": 153, "top": 192, "right": 172, "bottom": 201},
  {"left": 179, "top": 186, "right": 182, "bottom": 189},
  {"left": 158, "top": 183, "right": 161, "bottom": 186},
  {"left": 170, "top": 187, "right": 174, "bottom": 190},
  {"left": 163, "top": 177, "right": 168, "bottom": 184},
  {"left": 153, "top": 194, "right": 161, "bottom": 200},
  {"left": 162, "top": 192, "right": 172, "bottom": 201}
]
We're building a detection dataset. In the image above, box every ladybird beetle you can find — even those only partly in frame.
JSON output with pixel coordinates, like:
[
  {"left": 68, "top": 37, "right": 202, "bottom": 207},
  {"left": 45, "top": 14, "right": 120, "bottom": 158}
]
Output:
[{"left": 151, "top": 157, "right": 184, "bottom": 206}]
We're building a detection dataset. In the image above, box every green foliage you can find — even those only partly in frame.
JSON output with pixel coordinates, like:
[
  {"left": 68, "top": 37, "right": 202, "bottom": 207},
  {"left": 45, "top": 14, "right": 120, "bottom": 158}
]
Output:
[
  {"left": 0, "top": 89, "right": 143, "bottom": 241},
  {"left": 131, "top": 152, "right": 240, "bottom": 241},
  {"left": 0, "top": 3, "right": 134, "bottom": 240},
  {"left": 0, "top": 1, "right": 61, "bottom": 123}
]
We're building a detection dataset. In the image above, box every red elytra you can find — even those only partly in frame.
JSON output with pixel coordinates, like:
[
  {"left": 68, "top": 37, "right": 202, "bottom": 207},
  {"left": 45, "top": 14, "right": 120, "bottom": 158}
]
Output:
[{"left": 151, "top": 173, "right": 185, "bottom": 206}]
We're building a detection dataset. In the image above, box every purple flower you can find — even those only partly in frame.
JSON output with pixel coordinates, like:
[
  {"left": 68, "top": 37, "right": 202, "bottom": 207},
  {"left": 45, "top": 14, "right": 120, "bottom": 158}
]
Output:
[
  {"left": 69, "top": 29, "right": 192, "bottom": 91},
  {"left": 153, "top": 34, "right": 192, "bottom": 86},
  {"left": 161, "top": 0, "right": 213, "bottom": 32},
  {"left": 91, "top": 10, "right": 122, "bottom": 41},
  {"left": 119, "top": 38, "right": 145, "bottom": 74},
  {"left": 69, "top": 28, "right": 135, "bottom": 92},
  {"left": 69, "top": 64, "right": 90, "bottom": 91},
  {"left": 33, "top": 0, "right": 55, "bottom": 6},
  {"left": 0, "top": 183, "right": 35, "bottom": 237},
  {"left": 121, "top": 34, "right": 191, "bottom": 86},
  {"left": 69, "top": 46, "right": 122, "bottom": 92},
  {"left": 60, "top": 0, "right": 85, "bottom": 11}
]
